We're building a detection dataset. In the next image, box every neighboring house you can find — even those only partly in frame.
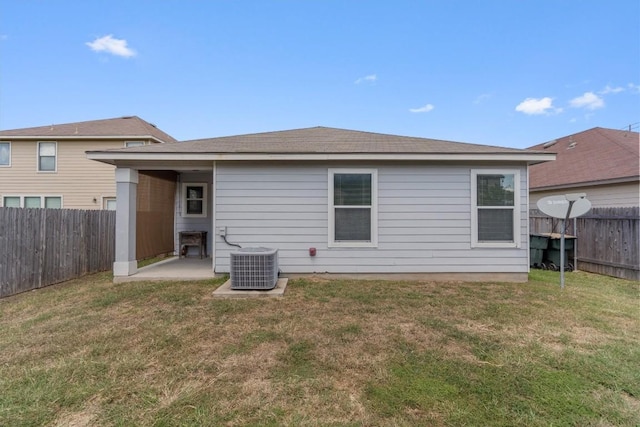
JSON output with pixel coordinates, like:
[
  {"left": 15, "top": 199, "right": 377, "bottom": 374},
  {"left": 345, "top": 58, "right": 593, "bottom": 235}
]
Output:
[
  {"left": 87, "top": 126, "right": 554, "bottom": 282},
  {"left": 528, "top": 127, "right": 640, "bottom": 207},
  {"left": 0, "top": 116, "right": 177, "bottom": 210}
]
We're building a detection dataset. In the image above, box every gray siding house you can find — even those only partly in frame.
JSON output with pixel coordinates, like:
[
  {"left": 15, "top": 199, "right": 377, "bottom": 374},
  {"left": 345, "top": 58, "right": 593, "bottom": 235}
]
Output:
[{"left": 87, "top": 127, "right": 555, "bottom": 282}]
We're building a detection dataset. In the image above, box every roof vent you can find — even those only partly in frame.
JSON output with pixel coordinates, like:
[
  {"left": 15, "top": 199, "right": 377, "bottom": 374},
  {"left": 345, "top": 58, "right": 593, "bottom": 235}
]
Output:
[
  {"left": 121, "top": 116, "right": 134, "bottom": 119},
  {"left": 543, "top": 139, "right": 557, "bottom": 148},
  {"left": 567, "top": 142, "right": 577, "bottom": 149}
]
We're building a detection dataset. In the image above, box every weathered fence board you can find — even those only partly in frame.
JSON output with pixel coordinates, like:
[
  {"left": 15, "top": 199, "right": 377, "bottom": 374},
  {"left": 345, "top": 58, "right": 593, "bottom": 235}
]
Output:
[
  {"left": 0, "top": 207, "right": 116, "bottom": 298},
  {"left": 530, "top": 207, "right": 639, "bottom": 281}
]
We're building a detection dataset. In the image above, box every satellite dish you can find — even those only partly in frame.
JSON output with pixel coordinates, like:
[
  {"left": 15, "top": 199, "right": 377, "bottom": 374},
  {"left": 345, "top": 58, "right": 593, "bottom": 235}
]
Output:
[{"left": 537, "top": 195, "right": 591, "bottom": 219}]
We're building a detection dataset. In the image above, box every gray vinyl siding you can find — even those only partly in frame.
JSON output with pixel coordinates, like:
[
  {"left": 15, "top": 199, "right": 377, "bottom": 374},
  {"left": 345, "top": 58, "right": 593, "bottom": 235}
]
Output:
[
  {"left": 214, "top": 162, "right": 529, "bottom": 274},
  {"left": 175, "top": 172, "right": 213, "bottom": 256}
]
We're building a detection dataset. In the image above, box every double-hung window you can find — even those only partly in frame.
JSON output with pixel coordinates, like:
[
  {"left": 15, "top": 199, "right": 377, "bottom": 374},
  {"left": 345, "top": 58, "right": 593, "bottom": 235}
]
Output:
[
  {"left": 182, "top": 183, "right": 207, "bottom": 218},
  {"left": 471, "top": 169, "right": 520, "bottom": 248},
  {"left": 0, "top": 142, "right": 10, "bottom": 166},
  {"left": 38, "top": 141, "right": 57, "bottom": 172},
  {"left": 329, "top": 169, "right": 378, "bottom": 247}
]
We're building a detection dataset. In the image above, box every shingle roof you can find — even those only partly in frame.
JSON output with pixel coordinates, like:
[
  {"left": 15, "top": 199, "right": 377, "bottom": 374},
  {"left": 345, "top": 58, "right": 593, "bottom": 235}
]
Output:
[
  {"left": 0, "top": 116, "right": 177, "bottom": 143},
  {"left": 528, "top": 127, "right": 639, "bottom": 190},
  {"left": 103, "top": 126, "right": 535, "bottom": 154}
]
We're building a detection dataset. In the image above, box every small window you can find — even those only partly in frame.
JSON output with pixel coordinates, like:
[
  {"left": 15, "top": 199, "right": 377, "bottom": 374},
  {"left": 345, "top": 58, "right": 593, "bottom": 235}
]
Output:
[
  {"left": 3, "top": 196, "right": 20, "bottom": 207},
  {"left": 471, "top": 170, "right": 520, "bottom": 248},
  {"left": 44, "top": 197, "right": 62, "bottom": 209},
  {"left": 24, "top": 196, "right": 42, "bottom": 208},
  {"left": 38, "top": 142, "right": 57, "bottom": 172},
  {"left": 2, "top": 196, "right": 62, "bottom": 208},
  {"left": 125, "top": 141, "right": 144, "bottom": 147},
  {"left": 103, "top": 197, "right": 116, "bottom": 210},
  {"left": 329, "top": 169, "right": 378, "bottom": 247},
  {"left": 182, "top": 183, "right": 207, "bottom": 218},
  {"left": 0, "top": 142, "right": 10, "bottom": 166}
]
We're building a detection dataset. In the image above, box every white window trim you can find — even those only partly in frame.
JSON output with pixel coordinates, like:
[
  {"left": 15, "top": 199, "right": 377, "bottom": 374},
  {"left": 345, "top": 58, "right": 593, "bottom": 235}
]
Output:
[
  {"left": 328, "top": 168, "right": 378, "bottom": 248},
  {"left": 1, "top": 195, "right": 63, "bottom": 208},
  {"left": 181, "top": 182, "right": 208, "bottom": 218},
  {"left": 471, "top": 169, "right": 521, "bottom": 248},
  {"left": 37, "top": 141, "right": 57, "bottom": 173},
  {"left": 102, "top": 196, "right": 116, "bottom": 210},
  {"left": 0, "top": 141, "right": 11, "bottom": 167},
  {"left": 124, "top": 140, "right": 145, "bottom": 147}
]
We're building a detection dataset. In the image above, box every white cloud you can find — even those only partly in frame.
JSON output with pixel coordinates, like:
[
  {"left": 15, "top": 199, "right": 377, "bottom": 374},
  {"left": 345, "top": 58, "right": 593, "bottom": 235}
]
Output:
[
  {"left": 599, "top": 85, "right": 625, "bottom": 94},
  {"left": 514, "top": 97, "right": 561, "bottom": 115},
  {"left": 570, "top": 92, "right": 604, "bottom": 110},
  {"left": 628, "top": 83, "right": 640, "bottom": 94},
  {"left": 86, "top": 35, "right": 136, "bottom": 58},
  {"left": 474, "top": 93, "right": 492, "bottom": 104},
  {"left": 409, "top": 104, "right": 435, "bottom": 113},
  {"left": 355, "top": 74, "right": 377, "bottom": 84}
]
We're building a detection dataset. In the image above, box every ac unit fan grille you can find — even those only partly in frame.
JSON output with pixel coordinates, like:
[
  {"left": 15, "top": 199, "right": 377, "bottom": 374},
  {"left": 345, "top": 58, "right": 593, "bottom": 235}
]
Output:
[{"left": 230, "top": 248, "right": 278, "bottom": 290}]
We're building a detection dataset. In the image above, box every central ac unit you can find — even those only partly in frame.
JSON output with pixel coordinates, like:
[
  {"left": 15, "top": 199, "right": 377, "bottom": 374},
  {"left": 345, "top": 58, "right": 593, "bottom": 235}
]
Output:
[{"left": 230, "top": 247, "right": 279, "bottom": 290}]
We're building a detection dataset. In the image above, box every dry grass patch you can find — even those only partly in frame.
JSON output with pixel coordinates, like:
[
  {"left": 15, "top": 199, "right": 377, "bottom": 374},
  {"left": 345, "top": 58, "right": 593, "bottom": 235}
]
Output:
[{"left": 0, "top": 270, "right": 638, "bottom": 426}]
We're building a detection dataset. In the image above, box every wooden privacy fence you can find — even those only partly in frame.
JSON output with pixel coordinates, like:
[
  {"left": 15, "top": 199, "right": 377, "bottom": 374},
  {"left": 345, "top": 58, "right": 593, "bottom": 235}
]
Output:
[
  {"left": 530, "top": 207, "right": 639, "bottom": 281},
  {"left": 0, "top": 207, "right": 116, "bottom": 298}
]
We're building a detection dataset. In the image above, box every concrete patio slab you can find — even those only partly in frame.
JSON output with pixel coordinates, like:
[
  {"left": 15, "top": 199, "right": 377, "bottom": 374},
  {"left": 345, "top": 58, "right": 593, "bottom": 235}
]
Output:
[
  {"left": 212, "top": 278, "right": 288, "bottom": 299},
  {"left": 113, "top": 256, "right": 216, "bottom": 283}
]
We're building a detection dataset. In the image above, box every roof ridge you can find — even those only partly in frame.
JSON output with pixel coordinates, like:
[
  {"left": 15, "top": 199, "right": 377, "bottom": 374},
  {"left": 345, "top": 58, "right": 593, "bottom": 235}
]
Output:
[{"left": 593, "top": 127, "right": 639, "bottom": 156}]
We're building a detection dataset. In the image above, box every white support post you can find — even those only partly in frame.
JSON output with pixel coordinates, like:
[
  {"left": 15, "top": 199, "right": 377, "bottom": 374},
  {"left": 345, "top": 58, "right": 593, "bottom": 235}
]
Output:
[{"left": 113, "top": 168, "right": 139, "bottom": 277}]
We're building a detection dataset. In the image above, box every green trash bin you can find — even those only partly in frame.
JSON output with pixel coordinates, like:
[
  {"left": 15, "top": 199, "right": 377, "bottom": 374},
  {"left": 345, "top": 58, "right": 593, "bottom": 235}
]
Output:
[
  {"left": 529, "top": 234, "right": 549, "bottom": 268},
  {"left": 544, "top": 235, "right": 576, "bottom": 271}
]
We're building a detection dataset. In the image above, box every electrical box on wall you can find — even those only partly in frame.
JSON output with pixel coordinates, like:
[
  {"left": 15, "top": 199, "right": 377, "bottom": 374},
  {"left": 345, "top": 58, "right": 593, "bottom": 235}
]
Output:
[{"left": 216, "top": 226, "right": 227, "bottom": 237}]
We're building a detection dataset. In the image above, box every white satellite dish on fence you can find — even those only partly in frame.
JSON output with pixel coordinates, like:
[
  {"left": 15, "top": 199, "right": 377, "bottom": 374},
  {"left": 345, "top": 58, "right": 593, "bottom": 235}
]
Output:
[
  {"left": 536, "top": 193, "right": 591, "bottom": 289},
  {"left": 537, "top": 194, "right": 592, "bottom": 219}
]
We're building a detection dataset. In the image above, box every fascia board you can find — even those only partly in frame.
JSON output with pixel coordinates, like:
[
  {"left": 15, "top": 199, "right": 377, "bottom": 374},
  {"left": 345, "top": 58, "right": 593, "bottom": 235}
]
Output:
[
  {"left": 87, "top": 152, "right": 557, "bottom": 163},
  {"left": 5, "top": 135, "right": 167, "bottom": 144}
]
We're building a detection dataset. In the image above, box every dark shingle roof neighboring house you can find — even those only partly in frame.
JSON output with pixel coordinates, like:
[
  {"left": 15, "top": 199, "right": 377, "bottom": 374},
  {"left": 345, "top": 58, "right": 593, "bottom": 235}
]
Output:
[
  {"left": 88, "top": 126, "right": 551, "bottom": 161},
  {"left": 528, "top": 127, "right": 639, "bottom": 191},
  {"left": 0, "top": 116, "right": 177, "bottom": 143}
]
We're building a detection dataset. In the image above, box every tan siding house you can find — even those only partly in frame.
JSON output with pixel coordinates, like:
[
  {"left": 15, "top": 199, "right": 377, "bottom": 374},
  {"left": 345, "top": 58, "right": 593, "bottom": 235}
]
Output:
[
  {"left": 0, "top": 116, "right": 176, "bottom": 210},
  {"left": 529, "top": 127, "right": 639, "bottom": 207}
]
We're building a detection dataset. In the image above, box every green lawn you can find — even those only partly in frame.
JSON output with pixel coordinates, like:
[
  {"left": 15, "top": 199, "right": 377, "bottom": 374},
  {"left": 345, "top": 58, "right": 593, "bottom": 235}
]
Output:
[{"left": 0, "top": 270, "right": 638, "bottom": 426}]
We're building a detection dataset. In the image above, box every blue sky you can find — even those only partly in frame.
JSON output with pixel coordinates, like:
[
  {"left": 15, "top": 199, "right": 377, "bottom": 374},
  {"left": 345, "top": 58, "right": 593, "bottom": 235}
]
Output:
[{"left": 1, "top": 1, "right": 638, "bottom": 148}]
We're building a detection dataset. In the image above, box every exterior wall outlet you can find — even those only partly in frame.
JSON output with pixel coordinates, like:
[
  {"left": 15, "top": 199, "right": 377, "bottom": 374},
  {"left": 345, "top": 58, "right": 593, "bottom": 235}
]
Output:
[{"left": 217, "top": 226, "right": 227, "bottom": 237}]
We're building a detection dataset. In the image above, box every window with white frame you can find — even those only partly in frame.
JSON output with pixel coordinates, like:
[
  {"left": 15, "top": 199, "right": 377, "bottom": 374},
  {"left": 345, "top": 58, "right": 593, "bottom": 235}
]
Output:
[
  {"left": 38, "top": 141, "right": 57, "bottom": 172},
  {"left": 329, "top": 169, "right": 378, "bottom": 247},
  {"left": 103, "top": 197, "right": 116, "bottom": 210},
  {"left": 2, "top": 195, "right": 62, "bottom": 208},
  {"left": 471, "top": 170, "right": 520, "bottom": 248},
  {"left": 182, "top": 183, "right": 207, "bottom": 217},
  {"left": 3, "top": 196, "right": 20, "bottom": 207},
  {"left": 0, "top": 142, "right": 10, "bottom": 166},
  {"left": 124, "top": 141, "right": 144, "bottom": 147}
]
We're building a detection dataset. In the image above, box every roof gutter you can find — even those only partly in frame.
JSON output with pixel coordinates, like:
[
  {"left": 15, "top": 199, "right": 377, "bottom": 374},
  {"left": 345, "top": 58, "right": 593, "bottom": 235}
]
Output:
[
  {"left": 3, "top": 135, "right": 171, "bottom": 144},
  {"left": 86, "top": 151, "right": 556, "bottom": 163}
]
